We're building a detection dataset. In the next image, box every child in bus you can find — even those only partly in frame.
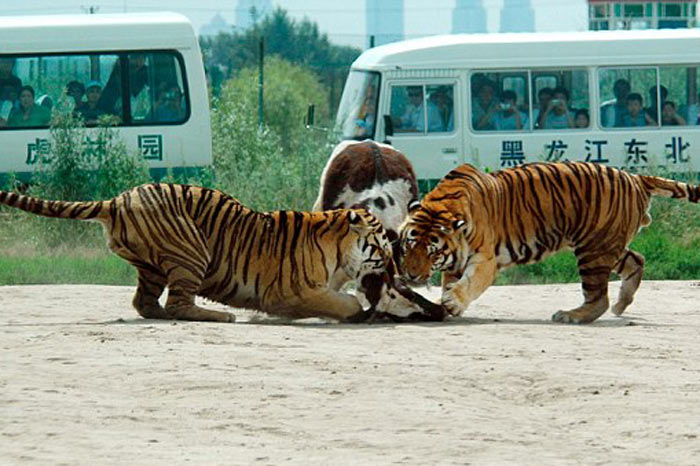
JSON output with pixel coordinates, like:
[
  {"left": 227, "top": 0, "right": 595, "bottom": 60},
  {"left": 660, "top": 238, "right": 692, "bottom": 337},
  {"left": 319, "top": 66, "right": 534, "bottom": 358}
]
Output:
[
  {"left": 493, "top": 90, "right": 528, "bottom": 131},
  {"left": 621, "top": 93, "right": 656, "bottom": 127},
  {"left": 661, "top": 101, "right": 686, "bottom": 126},
  {"left": 574, "top": 108, "right": 589, "bottom": 128},
  {"left": 540, "top": 86, "right": 574, "bottom": 129}
]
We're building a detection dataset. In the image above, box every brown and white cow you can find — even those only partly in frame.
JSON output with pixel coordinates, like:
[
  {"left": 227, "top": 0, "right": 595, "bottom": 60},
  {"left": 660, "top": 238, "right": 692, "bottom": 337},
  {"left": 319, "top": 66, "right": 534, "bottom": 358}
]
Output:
[{"left": 313, "top": 139, "right": 419, "bottom": 246}]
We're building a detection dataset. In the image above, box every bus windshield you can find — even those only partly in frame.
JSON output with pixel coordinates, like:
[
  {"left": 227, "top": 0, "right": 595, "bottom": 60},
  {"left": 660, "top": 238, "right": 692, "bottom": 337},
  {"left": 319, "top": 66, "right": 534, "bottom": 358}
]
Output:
[{"left": 335, "top": 70, "right": 379, "bottom": 140}]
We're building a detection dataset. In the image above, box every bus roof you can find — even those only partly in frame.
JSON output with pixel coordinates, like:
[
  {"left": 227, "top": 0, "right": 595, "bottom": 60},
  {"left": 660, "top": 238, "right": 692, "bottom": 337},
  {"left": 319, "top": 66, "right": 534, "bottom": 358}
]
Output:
[
  {"left": 353, "top": 29, "right": 700, "bottom": 70},
  {"left": 0, "top": 12, "right": 197, "bottom": 54}
]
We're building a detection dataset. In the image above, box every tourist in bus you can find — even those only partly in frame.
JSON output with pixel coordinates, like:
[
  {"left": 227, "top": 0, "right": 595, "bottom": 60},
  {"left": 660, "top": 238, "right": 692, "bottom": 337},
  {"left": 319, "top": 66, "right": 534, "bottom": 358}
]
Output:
[
  {"left": 0, "top": 83, "right": 19, "bottom": 127},
  {"left": 533, "top": 87, "right": 553, "bottom": 129},
  {"left": 396, "top": 85, "right": 443, "bottom": 132},
  {"left": 472, "top": 80, "right": 498, "bottom": 130},
  {"left": 661, "top": 101, "right": 686, "bottom": 126},
  {"left": 432, "top": 85, "right": 453, "bottom": 132},
  {"left": 601, "top": 78, "right": 630, "bottom": 128},
  {"left": 66, "top": 80, "right": 86, "bottom": 113},
  {"left": 0, "top": 58, "right": 21, "bottom": 97},
  {"left": 353, "top": 83, "right": 377, "bottom": 137},
  {"left": 78, "top": 81, "right": 107, "bottom": 125},
  {"left": 8, "top": 85, "right": 51, "bottom": 128},
  {"left": 646, "top": 85, "right": 668, "bottom": 123},
  {"left": 540, "top": 87, "right": 574, "bottom": 129},
  {"left": 155, "top": 84, "right": 186, "bottom": 122},
  {"left": 621, "top": 93, "right": 656, "bottom": 127},
  {"left": 493, "top": 90, "right": 528, "bottom": 131},
  {"left": 574, "top": 109, "right": 590, "bottom": 129}
]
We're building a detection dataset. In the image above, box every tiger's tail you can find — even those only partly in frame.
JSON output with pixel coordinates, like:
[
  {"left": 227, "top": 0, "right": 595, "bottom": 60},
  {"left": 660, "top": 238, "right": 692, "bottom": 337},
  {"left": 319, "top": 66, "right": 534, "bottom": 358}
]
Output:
[
  {"left": 0, "top": 190, "right": 110, "bottom": 222},
  {"left": 639, "top": 175, "right": 699, "bottom": 203}
]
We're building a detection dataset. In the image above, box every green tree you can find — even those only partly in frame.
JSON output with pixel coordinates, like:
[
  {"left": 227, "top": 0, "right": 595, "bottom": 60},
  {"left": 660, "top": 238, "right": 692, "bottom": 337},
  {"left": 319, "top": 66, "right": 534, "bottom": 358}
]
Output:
[
  {"left": 211, "top": 58, "right": 332, "bottom": 211},
  {"left": 200, "top": 7, "right": 361, "bottom": 117}
]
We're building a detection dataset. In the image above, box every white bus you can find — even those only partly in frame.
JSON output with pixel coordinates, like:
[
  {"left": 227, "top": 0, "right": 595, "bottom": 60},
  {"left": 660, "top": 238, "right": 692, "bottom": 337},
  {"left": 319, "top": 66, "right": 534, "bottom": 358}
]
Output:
[
  {"left": 335, "top": 29, "right": 700, "bottom": 188},
  {"left": 0, "top": 12, "right": 211, "bottom": 182}
]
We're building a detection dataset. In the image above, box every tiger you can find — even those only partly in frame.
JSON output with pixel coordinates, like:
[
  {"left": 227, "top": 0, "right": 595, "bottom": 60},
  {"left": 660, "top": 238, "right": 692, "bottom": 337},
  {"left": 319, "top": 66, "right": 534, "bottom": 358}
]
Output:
[
  {"left": 399, "top": 161, "right": 699, "bottom": 324},
  {"left": 0, "top": 184, "right": 434, "bottom": 323}
]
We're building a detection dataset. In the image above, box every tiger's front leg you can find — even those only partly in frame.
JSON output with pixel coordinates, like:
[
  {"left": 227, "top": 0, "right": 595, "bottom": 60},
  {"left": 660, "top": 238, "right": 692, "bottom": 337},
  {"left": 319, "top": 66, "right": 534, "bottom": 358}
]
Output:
[{"left": 441, "top": 254, "right": 497, "bottom": 316}]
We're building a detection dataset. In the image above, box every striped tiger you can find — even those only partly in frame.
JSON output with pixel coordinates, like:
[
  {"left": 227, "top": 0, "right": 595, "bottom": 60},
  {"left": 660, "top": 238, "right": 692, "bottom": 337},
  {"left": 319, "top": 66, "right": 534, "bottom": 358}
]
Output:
[
  {"left": 399, "top": 162, "right": 699, "bottom": 324},
  {"left": 0, "top": 184, "right": 428, "bottom": 323}
]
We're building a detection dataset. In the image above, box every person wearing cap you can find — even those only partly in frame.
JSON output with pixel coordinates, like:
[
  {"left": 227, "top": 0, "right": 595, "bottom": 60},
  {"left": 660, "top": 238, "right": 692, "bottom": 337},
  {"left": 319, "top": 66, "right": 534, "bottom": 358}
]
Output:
[
  {"left": 66, "top": 80, "right": 86, "bottom": 112},
  {"left": 78, "top": 80, "right": 106, "bottom": 125}
]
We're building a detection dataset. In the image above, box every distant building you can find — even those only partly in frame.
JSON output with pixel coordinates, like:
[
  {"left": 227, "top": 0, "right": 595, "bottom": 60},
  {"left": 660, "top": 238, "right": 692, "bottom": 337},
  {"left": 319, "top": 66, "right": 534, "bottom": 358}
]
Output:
[
  {"left": 452, "top": 0, "right": 487, "bottom": 34},
  {"left": 200, "top": 13, "right": 231, "bottom": 37},
  {"left": 367, "top": 0, "right": 404, "bottom": 47},
  {"left": 588, "top": 0, "right": 697, "bottom": 30},
  {"left": 236, "top": 0, "right": 273, "bottom": 30},
  {"left": 500, "top": 0, "right": 535, "bottom": 32}
]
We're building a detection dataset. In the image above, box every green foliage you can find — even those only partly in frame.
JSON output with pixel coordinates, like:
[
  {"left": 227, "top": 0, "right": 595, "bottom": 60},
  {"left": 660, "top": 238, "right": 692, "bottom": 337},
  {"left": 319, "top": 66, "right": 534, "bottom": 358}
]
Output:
[
  {"left": 222, "top": 56, "right": 330, "bottom": 152},
  {"left": 210, "top": 59, "right": 332, "bottom": 211},
  {"left": 200, "top": 7, "right": 360, "bottom": 119},
  {"left": 30, "top": 111, "right": 150, "bottom": 201}
]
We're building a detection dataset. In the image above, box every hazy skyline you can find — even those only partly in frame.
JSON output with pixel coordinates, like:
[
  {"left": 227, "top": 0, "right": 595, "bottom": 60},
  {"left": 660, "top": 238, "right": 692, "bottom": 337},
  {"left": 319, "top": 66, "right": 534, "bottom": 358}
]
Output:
[{"left": 0, "top": 0, "right": 588, "bottom": 48}]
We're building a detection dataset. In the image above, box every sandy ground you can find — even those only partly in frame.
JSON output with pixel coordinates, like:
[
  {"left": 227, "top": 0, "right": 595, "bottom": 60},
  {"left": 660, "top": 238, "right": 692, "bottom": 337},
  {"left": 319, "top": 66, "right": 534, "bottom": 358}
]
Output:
[{"left": 1, "top": 281, "right": 699, "bottom": 465}]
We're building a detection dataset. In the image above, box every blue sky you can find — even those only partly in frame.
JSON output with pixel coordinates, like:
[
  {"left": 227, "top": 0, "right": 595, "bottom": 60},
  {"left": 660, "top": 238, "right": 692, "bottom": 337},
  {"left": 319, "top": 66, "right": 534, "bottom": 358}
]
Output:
[{"left": 0, "top": 1, "right": 588, "bottom": 48}]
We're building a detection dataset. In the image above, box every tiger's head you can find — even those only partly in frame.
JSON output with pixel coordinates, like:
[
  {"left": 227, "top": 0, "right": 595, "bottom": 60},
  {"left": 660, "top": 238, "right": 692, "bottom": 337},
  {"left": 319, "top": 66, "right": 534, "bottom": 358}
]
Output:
[
  {"left": 345, "top": 208, "right": 433, "bottom": 318},
  {"left": 398, "top": 200, "right": 469, "bottom": 283},
  {"left": 345, "top": 208, "right": 395, "bottom": 279}
]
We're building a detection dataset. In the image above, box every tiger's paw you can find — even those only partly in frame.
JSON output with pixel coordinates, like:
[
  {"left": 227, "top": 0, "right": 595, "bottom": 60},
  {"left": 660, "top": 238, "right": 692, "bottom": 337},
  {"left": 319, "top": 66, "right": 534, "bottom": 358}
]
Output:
[
  {"left": 441, "top": 288, "right": 466, "bottom": 316},
  {"left": 551, "top": 310, "right": 583, "bottom": 324}
]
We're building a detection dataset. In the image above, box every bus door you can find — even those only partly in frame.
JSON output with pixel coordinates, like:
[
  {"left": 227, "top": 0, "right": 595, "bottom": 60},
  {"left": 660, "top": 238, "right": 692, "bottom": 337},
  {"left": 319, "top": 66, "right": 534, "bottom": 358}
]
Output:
[{"left": 382, "top": 80, "right": 463, "bottom": 183}]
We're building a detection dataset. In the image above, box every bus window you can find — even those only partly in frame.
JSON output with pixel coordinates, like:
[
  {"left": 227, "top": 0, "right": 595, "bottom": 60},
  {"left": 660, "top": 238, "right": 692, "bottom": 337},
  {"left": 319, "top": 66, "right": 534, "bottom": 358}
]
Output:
[
  {"left": 0, "top": 51, "right": 189, "bottom": 129},
  {"left": 532, "top": 69, "right": 588, "bottom": 130},
  {"left": 390, "top": 84, "right": 444, "bottom": 133},
  {"left": 102, "top": 52, "right": 189, "bottom": 125},
  {"left": 426, "top": 84, "right": 454, "bottom": 132},
  {"left": 471, "top": 72, "right": 529, "bottom": 132},
  {"left": 335, "top": 70, "right": 379, "bottom": 139},
  {"left": 599, "top": 67, "right": 658, "bottom": 128},
  {"left": 0, "top": 54, "right": 122, "bottom": 129},
  {"left": 660, "top": 65, "right": 697, "bottom": 126}
]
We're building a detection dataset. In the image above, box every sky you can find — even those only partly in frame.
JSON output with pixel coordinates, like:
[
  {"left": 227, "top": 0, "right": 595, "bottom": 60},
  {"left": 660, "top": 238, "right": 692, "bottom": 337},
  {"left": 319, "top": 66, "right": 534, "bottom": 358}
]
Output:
[{"left": 0, "top": 0, "right": 589, "bottom": 48}]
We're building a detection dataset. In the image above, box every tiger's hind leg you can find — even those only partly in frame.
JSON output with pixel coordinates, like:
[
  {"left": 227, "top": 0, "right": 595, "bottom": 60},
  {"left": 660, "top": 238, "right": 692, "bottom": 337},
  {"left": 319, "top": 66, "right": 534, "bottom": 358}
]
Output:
[
  {"left": 132, "top": 267, "right": 168, "bottom": 319},
  {"left": 162, "top": 259, "right": 236, "bottom": 323},
  {"left": 265, "top": 288, "right": 364, "bottom": 323},
  {"left": 552, "top": 251, "right": 616, "bottom": 324},
  {"left": 611, "top": 249, "right": 645, "bottom": 316}
]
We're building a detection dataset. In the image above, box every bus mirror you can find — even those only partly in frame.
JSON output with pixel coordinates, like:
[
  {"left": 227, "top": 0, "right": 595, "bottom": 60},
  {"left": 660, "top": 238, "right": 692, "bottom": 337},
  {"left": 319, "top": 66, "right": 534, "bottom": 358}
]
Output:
[
  {"left": 305, "top": 104, "right": 315, "bottom": 127},
  {"left": 383, "top": 114, "right": 394, "bottom": 137}
]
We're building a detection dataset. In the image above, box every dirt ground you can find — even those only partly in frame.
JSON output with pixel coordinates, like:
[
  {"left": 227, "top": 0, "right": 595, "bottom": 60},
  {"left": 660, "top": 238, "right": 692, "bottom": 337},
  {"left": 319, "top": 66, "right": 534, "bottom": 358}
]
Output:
[{"left": 1, "top": 281, "right": 699, "bottom": 465}]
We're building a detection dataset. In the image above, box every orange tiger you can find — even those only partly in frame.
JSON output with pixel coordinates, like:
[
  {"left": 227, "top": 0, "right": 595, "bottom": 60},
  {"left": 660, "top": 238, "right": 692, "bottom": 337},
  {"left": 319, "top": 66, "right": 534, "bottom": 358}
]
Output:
[
  {"left": 399, "top": 162, "right": 699, "bottom": 324},
  {"left": 0, "top": 184, "right": 432, "bottom": 323}
]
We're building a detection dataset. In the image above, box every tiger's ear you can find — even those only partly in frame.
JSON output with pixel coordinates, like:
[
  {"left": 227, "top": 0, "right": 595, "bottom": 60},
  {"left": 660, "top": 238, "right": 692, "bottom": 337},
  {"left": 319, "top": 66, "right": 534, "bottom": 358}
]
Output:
[{"left": 407, "top": 199, "right": 421, "bottom": 213}]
